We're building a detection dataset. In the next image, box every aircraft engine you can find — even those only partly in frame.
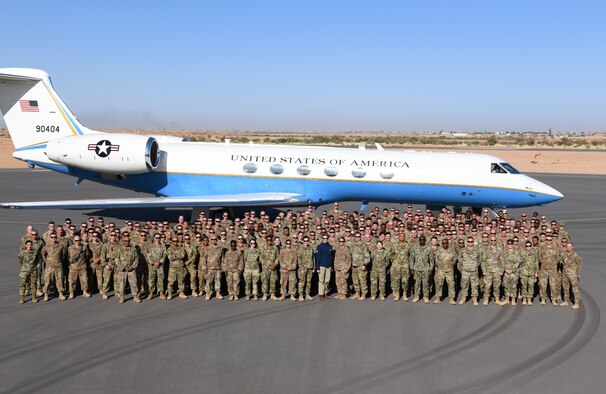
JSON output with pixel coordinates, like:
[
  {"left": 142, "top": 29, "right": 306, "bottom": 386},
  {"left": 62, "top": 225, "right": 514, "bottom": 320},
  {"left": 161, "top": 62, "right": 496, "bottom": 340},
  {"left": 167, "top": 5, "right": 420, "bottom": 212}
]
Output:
[{"left": 45, "top": 134, "right": 160, "bottom": 174}]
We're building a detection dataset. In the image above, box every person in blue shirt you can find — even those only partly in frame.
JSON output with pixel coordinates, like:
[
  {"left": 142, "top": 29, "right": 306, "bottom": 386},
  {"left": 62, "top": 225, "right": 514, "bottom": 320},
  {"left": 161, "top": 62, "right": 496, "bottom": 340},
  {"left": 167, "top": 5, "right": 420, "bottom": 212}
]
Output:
[{"left": 315, "top": 235, "right": 333, "bottom": 300}]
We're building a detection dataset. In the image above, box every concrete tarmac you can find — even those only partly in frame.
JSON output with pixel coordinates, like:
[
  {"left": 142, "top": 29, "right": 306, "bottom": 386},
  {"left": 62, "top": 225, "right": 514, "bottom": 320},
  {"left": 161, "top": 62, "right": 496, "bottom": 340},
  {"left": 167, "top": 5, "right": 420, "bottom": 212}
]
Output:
[{"left": 0, "top": 169, "right": 603, "bottom": 394}]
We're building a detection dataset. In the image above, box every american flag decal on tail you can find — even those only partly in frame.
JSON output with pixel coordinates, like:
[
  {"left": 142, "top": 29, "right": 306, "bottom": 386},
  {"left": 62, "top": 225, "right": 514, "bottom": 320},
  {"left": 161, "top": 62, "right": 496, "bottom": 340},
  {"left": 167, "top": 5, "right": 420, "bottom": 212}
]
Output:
[{"left": 19, "top": 100, "right": 39, "bottom": 112}]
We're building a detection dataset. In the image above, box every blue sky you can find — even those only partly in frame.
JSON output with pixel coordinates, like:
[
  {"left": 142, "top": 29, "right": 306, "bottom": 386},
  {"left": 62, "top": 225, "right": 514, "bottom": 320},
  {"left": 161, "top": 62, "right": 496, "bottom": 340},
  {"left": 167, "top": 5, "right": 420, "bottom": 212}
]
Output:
[{"left": 1, "top": 1, "right": 605, "bottom": 132}]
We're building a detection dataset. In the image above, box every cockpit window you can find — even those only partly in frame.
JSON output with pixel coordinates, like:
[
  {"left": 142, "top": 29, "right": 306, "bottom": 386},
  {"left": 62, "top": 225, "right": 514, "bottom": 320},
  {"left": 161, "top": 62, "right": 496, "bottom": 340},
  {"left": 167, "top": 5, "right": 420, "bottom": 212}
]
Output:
[
  {"left": 500, "top": 162, "right": 521, "bottom": 174},
  {"left": 491, "top": 163, "right": 507, "bottom": 174}
]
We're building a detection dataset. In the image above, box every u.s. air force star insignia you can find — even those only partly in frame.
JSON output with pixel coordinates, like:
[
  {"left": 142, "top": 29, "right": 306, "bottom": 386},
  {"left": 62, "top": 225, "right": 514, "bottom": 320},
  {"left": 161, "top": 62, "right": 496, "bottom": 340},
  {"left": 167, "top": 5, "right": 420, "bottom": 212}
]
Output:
[{"left": 88, "top": 140, "right": 120, "bottom": 157}]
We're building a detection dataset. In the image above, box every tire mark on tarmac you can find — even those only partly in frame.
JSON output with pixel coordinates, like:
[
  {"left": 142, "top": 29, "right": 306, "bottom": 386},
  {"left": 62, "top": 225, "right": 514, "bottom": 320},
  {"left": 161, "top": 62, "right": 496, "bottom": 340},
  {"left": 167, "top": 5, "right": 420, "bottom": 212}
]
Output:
[
  {"left": 325, "top": 306, "right": 523, "bottom": 394},
  {"left": 435, "top": 288, "right": 600, "bottom": 394},
  {"left": 3, "top": 302, "right": 314, "bottom": 394}
]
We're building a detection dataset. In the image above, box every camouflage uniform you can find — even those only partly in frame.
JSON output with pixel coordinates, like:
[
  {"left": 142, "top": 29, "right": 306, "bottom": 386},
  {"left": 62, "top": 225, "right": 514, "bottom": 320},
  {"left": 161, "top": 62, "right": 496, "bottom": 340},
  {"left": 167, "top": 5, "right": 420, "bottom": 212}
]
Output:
[
  {"left": 223, "top": 248, "right": 243, "bottom": 298},
  {"left": 183, "top": 242, "right": 199, "bottom": 296},
  {"left": 201, "top": 244, "right": 224, "bottom": 297},
  {"left": 243, "top": 248, "right": 261, "bottom": 298},
  {"left": 390, "top": 241, "right": 412, "bottom": 300},
  {"left": 88, "top": 240, "right": 105, "bottom": 294},
  {"left": 297, "top": 244, "right": 315, "bottom": 299},
  {"left": 457, "top": 247, "right": 480, "bottom": 301},
  {"left": 410, "top": 244, "right": 434, "bottom": 300},
  {"left": 561, "top": 251, "right": 582, "bottom": 305},
  {"left": 538, "top": 244, "right": 561, "bottom": 302},
  {"left": 146, "top": 242, "right": 167, "bottom": 296},
  {"left": 369, "top": 248, "right": 390, "bottom": 299},
  {"left": 279, "top": 247, "right": 298, "bottom": 298},
  {"left": 166, "top": 244, "right": 187, "bottom": 296},
  {"left": 260, "top": 244, "right": 279, "bottom": 298},
  {"left": 481, "top": 246, "right": 504, "bottom": 302},
  {"left": 519, "top": 248, "right": 539, "bottom": 299},
  {"left": 18, "top": 248, "right": 39, "bottom": 299},
  {"left": 41, "top": 242, "right": 66, "bottom": 297},
  {"left": 116, "top": 243, "right": 139, "bottom": 300},
  {"left": 67, "top": 243, "right": 90, "bottom": 296},
  {"left": 334, "top": 244, "right": 352, "bottom": 298},
  {"left": 103, "top": 240, "right": 121, "bottom": 295},
  {"left": 433, "top": 246, "right": 457, "bottom": 301},
  {"left": 502, "top": 249, "right": 521, "bottom": 299},
  {"left": 350, "top": 241, "right": 370, "bottom": 298}
]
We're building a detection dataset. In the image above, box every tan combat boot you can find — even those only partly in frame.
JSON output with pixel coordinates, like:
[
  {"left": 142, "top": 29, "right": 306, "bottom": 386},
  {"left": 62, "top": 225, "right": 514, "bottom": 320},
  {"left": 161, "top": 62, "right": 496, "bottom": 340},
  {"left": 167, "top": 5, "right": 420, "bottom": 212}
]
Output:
[
  {"left": 370, "top": 295, "right": 376, "bottom": 300},
  {"left": 290, "top": 295, "right": 297, "bottom": 301},
  {"left": 306, "top": 294, "right": 313, "bottom": 301},
  {"left": 44, "top": 292, "right": 49, "bottom": 302},
  {"left": 59, "top": 293, "right": 66, "bottom": 301},
  {"left": 359, "top": 294, "right": 366, "bottom": 301},
  {"left": 527, "top": 298, "right": 533, "bottom": 306},
  {"left": 271, "top": 294, "right": 278, "bottom": 301},
  {"left": 19, "top": 294, "right": 25, "bottom": 304},
  {"left": 159, "top": 292, "right": 166, "bottom": 300},
  {"left": 179, "top": 292, "right": 188, "bottom": 299},
  {"left": 434, "top": 297, "right": 441, "bottom": 304},
  {"left": 83, "top": 291, "right": 91, "bottom": 298},
  {"left": 32, "top": 294, "right": 38, "bottom": 303},
  {"left": 501, "top": 298, "right": 510, "bottom": 306},
  {"left": 192, "top": 290, "right": 199, "bottom": 297},
  {"left": 449, "top": 298, "right": 456, "bottom": 305},
  {"left": 380, "top": 296, "right": 386, "bottom": 301},
  {"left": 552, "top": 299, "right": 559, "bottom": 307},
  {"left": 403, "top": 294, "right": 409, "bottom": 302},
  {"left": 483, "top": 298, "right": 489, "bottom": 306},
  {"left": 423, "top": 297, "right": 430, "bottom": 304},
  {"left": 119, "top": 296, "right": 125, "bottom": 304},
  {"left": 278, "top": 295, "right": 285, "bottom": 301},
  {"left": 412, "top": 296, "right": 419, "bottom": 303},
  {"left": 205, "top": 293, "right": 211, "bottom": 301},
  {"left": 393, "top": 291, "right": 400, "bottom": 301},
  {"left": 147, "top": 292, "right": 154, "bottom": 300},
  {"left": 262, "top": 294, "right": 268, "bottom": 301},
  {"left": 298, "top": 295, "right": 304, "bottom": 302},
  {"left": 540, "top": 298, "right": 546, "bottom": 305},
  {"left": 459, "top": 297, "right": 466, "bottom": 305},
  {"left": 253, "top": 295, "right": 259, "bottom": 301},
  {"left": 133, "top": 295, "right": 142, "bottom": 303},
  {"left": 352, "top": 292, "right": 360, "bottom": 300},
  {"left": 167, "top": 290, "right": 173, "bottom": 300},
  {"left": 216, "top": 293, "right": 224, "bottom": 300},
  {"left": 511, "top": 297, "right": 516, "bottom": 306},
  {"left": 572, "top": 303, "right": 580, "bottom": 310},
  {"left": 560, "top": 300, "right": 569, "bottom": 307},
  {"left": 69, "top": 291, "right": 75, "bottom": 300},
  {"left": 234, "top": 295, "right": 239, "bottom": 301},
  {"left": 522, "top": 298, "right": 527, "bottom": 305},
  {"left": 472, "top": 297, "right": 479, "bottom": 306},
  {"left": 36, "top": 289, "right": 44, "bottom": 297}
]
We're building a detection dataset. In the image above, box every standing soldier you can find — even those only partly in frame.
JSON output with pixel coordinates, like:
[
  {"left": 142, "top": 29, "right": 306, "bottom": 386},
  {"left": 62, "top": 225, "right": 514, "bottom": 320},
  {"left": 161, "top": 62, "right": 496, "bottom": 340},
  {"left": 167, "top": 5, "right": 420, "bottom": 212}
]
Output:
[
  {"left": 501, "top": 240, "right": 521, "bottom": 305},
  {"left": 201, "top": 237, "right": 224, "bottom": 300},
  {"left": 67, "top": 236, "right": 91, "bottom": 299},
  {"left": 458, "top": 237, "right": 480, "bottom": 306},
  {"left": 116, "top": 234, "right": 142, "bottom": 303},
  {"left": 88, "top": 232, "right": 105, "bottom": 295},
  {"left": 183, "top": 235, "right": 200, "bottom": 297},
  {"left": 297, "top": 236, "right": 315, "bottom": 301},
  {"left": 480, "top": 236, "right": 504, "bottom": 305},
  {"left": 102, "top": 231, "right": 120, "bottom": 299},
  {"left": 243, "top": 239, "right": 261, "bottom": 300},
  {"left": 223, "top": 240, "right": 244, "bottom": 300},
  {"left": 279, "top": 240, "right": 298, "bottom": 301},
  {"left": 433, "top": 238, "right": 457, "bottom": 304},
  {"left": 41, "top": 233, "right": 66, "bottom": 301},
  {"left": 350, "top": 233, "right": 370, "bottom": 300},
  {"left": 334, "top": 237, "right": 352, "bottom": 300},
  {"left": 560, "top": 242, "right": 582, "bottom": 310},
  {"left": 519, "top": 241, "right": 539, "bottom": 305},
  {"left": 28, "top": 231, "right": 45, "bottom": 298},
  {"left": 538, "top": 236, "right": 562, "bottom": 305},
  {"left": 197, "top": 236, "right": 209, "bottom": 297},
  {"left": 260, "top": 236, "right": 279, "bottom": 301},
  {"left": 146, "top": 233, "right": 167, "bottom": 300},
  {"left": 410, "top": 236, "right": 434, "bottom": 304},
  {"left": 166, "top": 237, "right": 188, "bottom": 300},
  {"left": 369, "top": 240, "right": 390, "bottom": 300},
  {"left": 18, "top": 240, "right": 39, "bottom": 304},
  {"left": 391, "top": 233, "right": 412, "bottom": 301}
]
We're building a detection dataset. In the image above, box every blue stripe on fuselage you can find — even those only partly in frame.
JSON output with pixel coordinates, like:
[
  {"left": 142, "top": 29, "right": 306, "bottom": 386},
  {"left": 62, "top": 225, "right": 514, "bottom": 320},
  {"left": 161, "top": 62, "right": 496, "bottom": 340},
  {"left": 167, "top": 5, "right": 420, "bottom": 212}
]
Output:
[{"left": 27, "top": 161, "right": 559, "bottom": 208}]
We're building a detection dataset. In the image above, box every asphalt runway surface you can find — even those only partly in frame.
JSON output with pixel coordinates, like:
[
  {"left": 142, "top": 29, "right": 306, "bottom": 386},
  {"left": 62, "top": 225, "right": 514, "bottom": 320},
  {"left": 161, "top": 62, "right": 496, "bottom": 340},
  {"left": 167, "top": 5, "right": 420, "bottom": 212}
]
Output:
[{"left": 0, "top": 169, "right": 603, "bottom": 394}]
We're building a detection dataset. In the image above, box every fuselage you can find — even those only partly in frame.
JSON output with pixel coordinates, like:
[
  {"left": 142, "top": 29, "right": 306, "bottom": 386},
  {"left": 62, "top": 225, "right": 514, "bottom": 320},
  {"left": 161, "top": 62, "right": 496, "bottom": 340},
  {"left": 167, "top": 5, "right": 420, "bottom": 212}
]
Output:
[{"left": 17, "top": 139, "right": 563, "bottom": 208}]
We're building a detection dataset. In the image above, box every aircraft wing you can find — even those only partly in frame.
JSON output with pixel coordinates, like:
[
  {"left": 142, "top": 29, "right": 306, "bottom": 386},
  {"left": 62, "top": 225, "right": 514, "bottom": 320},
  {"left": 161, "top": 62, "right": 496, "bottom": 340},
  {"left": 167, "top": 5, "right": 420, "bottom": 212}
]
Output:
[{"left": 0, "top": 193, "right": 305, "bottom": 209}]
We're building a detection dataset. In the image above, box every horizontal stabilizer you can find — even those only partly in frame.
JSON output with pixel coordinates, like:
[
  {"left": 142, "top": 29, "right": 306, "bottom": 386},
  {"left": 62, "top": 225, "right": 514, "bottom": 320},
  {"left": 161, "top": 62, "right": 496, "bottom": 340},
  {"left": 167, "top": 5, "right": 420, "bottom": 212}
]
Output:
[{"left": 1, "top": 193, "right": 304, "bottom": 209}]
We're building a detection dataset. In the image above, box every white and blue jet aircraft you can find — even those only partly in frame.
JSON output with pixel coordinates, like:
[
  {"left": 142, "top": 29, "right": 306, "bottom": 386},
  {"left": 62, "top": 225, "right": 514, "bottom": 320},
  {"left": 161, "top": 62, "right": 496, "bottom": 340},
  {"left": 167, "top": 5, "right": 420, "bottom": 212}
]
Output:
[{"left": 0, "top": 68, "right": 563, "bottom": 210}]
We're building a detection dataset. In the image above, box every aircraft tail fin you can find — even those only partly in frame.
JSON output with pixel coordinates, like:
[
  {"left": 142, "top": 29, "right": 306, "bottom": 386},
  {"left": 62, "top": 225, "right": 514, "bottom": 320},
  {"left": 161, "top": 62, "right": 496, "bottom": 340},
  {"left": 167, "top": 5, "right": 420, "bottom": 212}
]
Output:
[{"left": 0, "top": 68, "right": 97, "bottom": 150}]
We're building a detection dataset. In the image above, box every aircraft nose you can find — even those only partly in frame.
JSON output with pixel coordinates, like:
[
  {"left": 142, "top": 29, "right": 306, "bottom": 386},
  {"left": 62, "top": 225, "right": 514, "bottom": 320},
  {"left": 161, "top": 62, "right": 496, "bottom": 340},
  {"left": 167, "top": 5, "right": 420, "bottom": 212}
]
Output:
[{"left": 534, "top": 181, "right": 564, "bottom": 204}]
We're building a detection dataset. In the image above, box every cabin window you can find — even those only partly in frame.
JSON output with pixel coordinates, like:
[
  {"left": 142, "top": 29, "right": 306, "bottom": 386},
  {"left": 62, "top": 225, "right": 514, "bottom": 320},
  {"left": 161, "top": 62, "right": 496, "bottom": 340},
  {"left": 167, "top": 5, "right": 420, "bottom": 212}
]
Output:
[
  {"left": 324, "top": 167, "right": 338, "bottom": 177},
  {"left": 243, "top": 163, "right": 257, "bottom": 174},
  {"left": 297, "top": 165, "right": 311, "bottom": 176},
  {"left": 491, "top": 163, "right": 507, "bottom": 174},
  {"left": 380, "top": 171, "right": 394, "bottom": 179},
  {"left": 352, "top": 167, "right": 366, "bottom": 178},
  {"left": 500, "top": 162, "right": 521, "bottom": 174},
  {"left": 270, "top": 164, "right": 284, "bottom": 175}
]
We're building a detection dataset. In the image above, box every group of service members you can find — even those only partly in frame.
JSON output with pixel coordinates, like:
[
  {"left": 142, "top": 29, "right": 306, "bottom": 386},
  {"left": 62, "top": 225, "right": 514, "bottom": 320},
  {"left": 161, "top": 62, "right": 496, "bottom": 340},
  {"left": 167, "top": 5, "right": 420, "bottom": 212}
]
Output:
[{"left": 17, "top": 203, "right": 582, "bottom": 309}]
